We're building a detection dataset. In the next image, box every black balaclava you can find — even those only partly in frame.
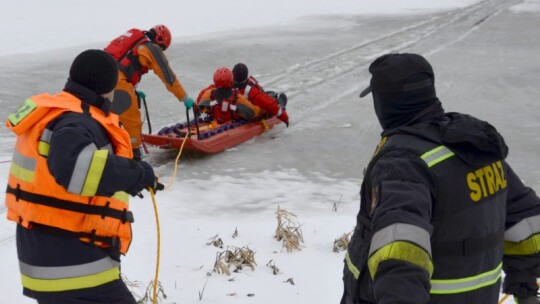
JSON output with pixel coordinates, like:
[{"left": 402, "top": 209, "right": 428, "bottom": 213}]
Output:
[
  {"left": 232, "top": 63, "right": 249, "bottom": 89},
  {"left": 360, "top": 53, "right": 441, "bottom": 130}
]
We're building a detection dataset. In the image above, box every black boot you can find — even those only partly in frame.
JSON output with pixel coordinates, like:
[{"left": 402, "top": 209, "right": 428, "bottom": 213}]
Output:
[{"left": 277, "top": 93, "right": 287, "bottom": 109}]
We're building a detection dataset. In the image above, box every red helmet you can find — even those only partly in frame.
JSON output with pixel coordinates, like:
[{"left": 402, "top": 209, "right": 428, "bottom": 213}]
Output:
[
  {"left": 213, "top": 67, "right": 233, "bottom": 88},
  {"left": 151, "top": 24, "right": 171, "bottom": 50}
]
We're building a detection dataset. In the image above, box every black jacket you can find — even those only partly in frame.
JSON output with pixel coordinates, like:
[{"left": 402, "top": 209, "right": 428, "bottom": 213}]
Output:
[
  {"left": 342, "top": 104, "right": 540, "bottom": 304},
  {"left": 16, "top": 80, "right": 153, "bottom": 301}
]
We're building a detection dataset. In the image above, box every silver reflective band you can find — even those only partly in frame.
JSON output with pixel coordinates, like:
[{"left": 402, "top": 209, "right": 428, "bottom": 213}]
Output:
[
  {"left": 369, "top": 223, "right": 432, "bottom": 257},
  {"left": 12, "top": 151, "right": 36, "bottom": 171},
  {"left": 19, "top": 257, "right": 119, "bottom": 280},
  {"left": 505, "top": 214, "right": 540, "bottom": 242},
  {"left": 39, "top": 129, "right": 53, "bottom": 143},
  {"left": 430, "top": 263, "right": 502, "bottom": 294},
  {"left": 421, "top": 146, "right": 455, "bottom": 168},
  {"left": 244, "top": 84, "right": 252, "bottom": 98},
  {"left": 68, "top": 143, "right": 98, "bottom": 194}
]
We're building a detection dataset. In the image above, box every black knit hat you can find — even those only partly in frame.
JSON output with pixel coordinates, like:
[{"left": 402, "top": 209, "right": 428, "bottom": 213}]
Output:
[
  {"left": 69, "top": 49, "right": 119, "bottom": 95},
  {"left": 232, "top": 63, "right": 249, "bottom": 83},
  {"left": 359, "top": 53, "right": 434, "bottom": 98}
]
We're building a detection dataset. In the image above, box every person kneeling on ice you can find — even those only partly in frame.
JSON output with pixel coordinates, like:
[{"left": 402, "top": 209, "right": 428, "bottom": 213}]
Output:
[
  {"left": 232, "top": 63, "right": 289, "bottom": 127},
  {"left": 197, "top": 67, "right": 262, "bottom": 124}
]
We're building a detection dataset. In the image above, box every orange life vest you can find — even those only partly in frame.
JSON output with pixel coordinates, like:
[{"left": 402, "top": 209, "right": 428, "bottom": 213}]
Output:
[
  {"left": 209, "top": 88, "right": 239, "bottom": 123},
  {"left": 104, "top": 28, "right": 149, "bottom": 85},
  {"left": 5, "top": 92, "right": 134, "bottom": 254}
]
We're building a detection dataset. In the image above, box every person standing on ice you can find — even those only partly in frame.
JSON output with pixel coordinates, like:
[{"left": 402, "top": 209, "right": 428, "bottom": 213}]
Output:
[
  {"left": 5, "top": 49, "right": 164, "bottom": 304},
  {"left": 104, "top": 25, "right": 195, "bottom": 161},
  {"left": 341, "top": 53, "right": 540, "bottom": 304},
  {"left": 197, "top": 66, "right": 262, "bottom": 123},
  {"left": 232, "top": 63, "right": 289, "bottom": 127}
]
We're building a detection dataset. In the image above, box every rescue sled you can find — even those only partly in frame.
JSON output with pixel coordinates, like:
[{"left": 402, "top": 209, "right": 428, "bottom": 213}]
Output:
[{"left": 142, "top": 116, "right": 283, "bottom": 154}]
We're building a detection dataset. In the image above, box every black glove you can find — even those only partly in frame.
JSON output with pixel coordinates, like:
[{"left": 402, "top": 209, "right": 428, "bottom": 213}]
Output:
[
  {"left": 516, "top": 296, "right": 540, "bottom": 304},
  {"left": 130, "top": 161, "right": 164, "bottom": 196},
  {"left": 151, "top": 179, "right": 165, "bottom": 193}
]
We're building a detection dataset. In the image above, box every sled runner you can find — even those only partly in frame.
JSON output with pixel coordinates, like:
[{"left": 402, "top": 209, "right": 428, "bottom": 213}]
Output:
[{"left": 142, "top": 116, "right": 283, "bottom": 154}]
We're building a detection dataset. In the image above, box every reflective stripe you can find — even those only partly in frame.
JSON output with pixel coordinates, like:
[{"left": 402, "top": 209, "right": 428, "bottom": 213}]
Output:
[
  {"left": 368, "top": 241, "right": 433, "bottom": 279},
  {"left": 504, "top": 234, "right": 540, "bottom": 255},
  {"left": 81, "top": 149, "right": 109, "bottom": 196},
  {"left": 68, "top": 143, "right": 98, "bottom": 194},
  {"left": 421, "top": 146, "right": 455, "bottom": 168},
  {"left": 244, "top": 84, "right": 252, "bottom": 98},
  {"left": 369, "top": 223, "right": 432, "bottom": 257},
  {"left": 19, "top": 257, "right": 119, "bottom": 279},
  {"left": 20, "top": 257, "right": 120, "bottom": 292},
  {"left": 345, "top": 251, "right": 360, "bottom": 280},
  {"left": 38, "top": 129, "right": 53, "bottom": 156},
  {"left": 505, "top": 215, "right": 540, "bottom": 242},
  {"left": 112, "top": 191, "right": 129, "bottom": 205},
  {"left": 209, "top": 100, "right": 218, "bottom": 106},
  {"left": 10, "top": 151, "right": 37, "bottom": 183},
  {"left": 130, "top": 137, "right": 137, "bottom": 143},
  {"left": 8, "top": 98, "right": 37, "bottom": 126},
  {"left": 430, "top": 263, "right": 502, "bottom": 294},
  {"left": 230, "top": 104, "right": 237, "bottom": 111},
  {"left": 40, "top": 129, "right": 53, "bottom": 143},
  {"left": 38, "top": 142, "right": 50, "bottom": 157}
]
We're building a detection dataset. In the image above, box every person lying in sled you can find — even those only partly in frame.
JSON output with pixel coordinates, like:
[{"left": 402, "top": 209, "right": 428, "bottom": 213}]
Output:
[
  {"left": 196, "top": 67, "right": 262, "bottom": 124},
  {"left": 232, "top": 63, "right": 289, "bottom": 127}
]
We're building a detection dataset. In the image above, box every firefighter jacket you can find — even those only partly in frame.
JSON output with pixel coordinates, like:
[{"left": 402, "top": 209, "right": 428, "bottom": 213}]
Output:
[
  {"left": 197, "top": 85, "right": 261, "bottom": 123},
  {"left": 5, "top": 81, "right": 154, "bottom": 298},
  {"left": 342, "top": 105, "right": 540, "bottom": 303},
  {"left": 237, "top": 76, "right": 281, "bottom": 116}
]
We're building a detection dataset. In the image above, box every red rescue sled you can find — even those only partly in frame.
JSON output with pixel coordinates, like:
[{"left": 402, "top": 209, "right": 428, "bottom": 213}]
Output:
[{"left": 142, "top": 117, "right": 283, "bottom": 154}]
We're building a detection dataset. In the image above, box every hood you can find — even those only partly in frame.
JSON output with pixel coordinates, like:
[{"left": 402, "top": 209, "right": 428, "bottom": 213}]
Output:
[
  {"left": 386, "top": 112, "right": 508, "bottom": 166},
  {"left": 438, "top": 112, "right": 508, "bottom": 166}
]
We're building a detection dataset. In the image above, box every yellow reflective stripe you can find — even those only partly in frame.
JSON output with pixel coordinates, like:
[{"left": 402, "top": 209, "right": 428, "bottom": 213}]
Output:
[
  {"left": 10, "top": 162, "right": 35, "bottom": 183},
  {"left": 112, "top": 191, "right": 130, "bottom": 206},
  {"left": 38, "top": 141, "right": 50, "bottom": 157},
  {"left": 81, "top": 150, "right": 108, "bottom": 196},
  {"left": 430, "top": 263, "right": 502, "bottom": 294},
  {"left": 369, "top": 223, "right": 432, "bottom": 258},
  {"left": 21, "top": 267, "right": 119, "bottom": 292},
  {"left": 10, "top": 152, "right": 37, "bottom": 183},
  {"left": 504, "top": 234, "right": 540, "bottom": 255},
  {"left": 345, "top": 251, "right": 360, "bottom": 280},
  {"left": 8, "top": 98, "right": 37, "bottom": 126},
  {"left": 38, "top": 129, "right": 53, "bottom": 157},
  {"left": 421, "top": 146, "right": 455, "bottom": 168},
  {"left": 367, "top": 241, "right": 433, "bottom": 280}
]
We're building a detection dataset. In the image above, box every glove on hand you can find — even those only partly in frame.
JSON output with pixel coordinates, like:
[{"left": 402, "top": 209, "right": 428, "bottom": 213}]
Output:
[
  {"left": 131, "top": 161, "right": 164, "bottom": 196},
  {"left": 183, "top": 97, "right": 195, "bottom": 109},
  {"left": 515, "top": 296, "right": 540, "bottom": 304},
  {"left": 278, "top": 109, "right": 289, "bottom": 127}
]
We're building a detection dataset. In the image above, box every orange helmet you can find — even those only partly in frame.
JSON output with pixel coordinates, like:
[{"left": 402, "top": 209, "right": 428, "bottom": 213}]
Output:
[
  {"left": 213, "top": 67, "right": 233, "bottom": 88},
  {"left": 150, "top": 24, "right": 171, "bottom": 50}
]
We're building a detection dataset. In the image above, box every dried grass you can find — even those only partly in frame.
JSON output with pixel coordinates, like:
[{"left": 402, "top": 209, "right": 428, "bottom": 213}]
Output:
[
  {"left": 333, "top": 231, "right": 353, "bottom": 253},
  {"left": 213, "top": 245, "right": 257, "bottom": 275},
  {"left": 274, "top": 206, "right": 304, "bottom": 252}
]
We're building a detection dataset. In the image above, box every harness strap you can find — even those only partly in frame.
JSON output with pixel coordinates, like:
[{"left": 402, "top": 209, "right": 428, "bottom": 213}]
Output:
[
  {"left": 6, "top": 185, "right": 134, "bottom": 223},
  {"left": 31, "top": 224, "right": 121, "bottom": 252},
  {"left": 432, "top": 229, "right": 504, "bottom": 256}
]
